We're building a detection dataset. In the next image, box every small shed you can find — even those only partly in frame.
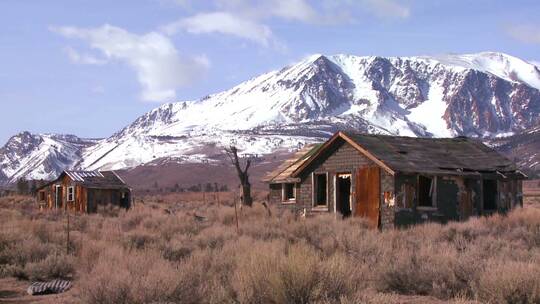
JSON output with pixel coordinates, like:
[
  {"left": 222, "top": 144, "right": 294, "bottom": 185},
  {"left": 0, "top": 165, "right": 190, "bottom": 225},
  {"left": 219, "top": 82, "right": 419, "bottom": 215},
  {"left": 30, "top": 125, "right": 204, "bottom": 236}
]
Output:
[
  {"left": 265, "top": 131, "right": 526, "bottom": 228},
  {"left": 36, "top": 170, "right": 131, "bottom": 213}
]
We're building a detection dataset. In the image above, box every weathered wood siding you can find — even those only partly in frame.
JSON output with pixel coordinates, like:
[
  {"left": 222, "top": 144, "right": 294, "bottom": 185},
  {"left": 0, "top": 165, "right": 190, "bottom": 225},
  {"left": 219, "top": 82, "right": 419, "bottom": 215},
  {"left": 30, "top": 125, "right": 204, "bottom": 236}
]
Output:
[
  {"left": 297, "top": 139, "right": 374, "bottom": 212},
  {"left": 87, "top": 188, "right": 130, "bottom": 212},
  {"left": 269, "top": 183, "right": 282, "bottom": 204},
  {"left": 37, "top": 175, "right": 131, "bottom": 213}
]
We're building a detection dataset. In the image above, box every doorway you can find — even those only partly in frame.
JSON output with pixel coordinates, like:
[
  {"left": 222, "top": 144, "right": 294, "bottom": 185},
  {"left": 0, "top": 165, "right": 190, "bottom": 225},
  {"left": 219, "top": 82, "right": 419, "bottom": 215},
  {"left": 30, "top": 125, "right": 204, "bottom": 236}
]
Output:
[
  {"left": 55, "top": 185, "right": 62, "bottom": 209},
  {"left": 336, "top": 174, "right": 352, "bottom": 217},
  {"left": 483, "top": 179, "right": 498, "bottom": 212}
]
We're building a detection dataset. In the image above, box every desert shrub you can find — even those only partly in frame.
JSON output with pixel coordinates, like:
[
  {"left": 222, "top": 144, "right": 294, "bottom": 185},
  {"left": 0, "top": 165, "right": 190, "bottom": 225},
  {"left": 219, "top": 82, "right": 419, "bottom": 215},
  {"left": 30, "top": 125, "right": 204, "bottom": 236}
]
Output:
[
  {"left": 80, "top": 245, "right": 236, "bottom": 304},
  {"left": 1, "top": 264, "right": 27, "bottom": 279},
  {"left": 24, "top": 253, "right": 75, "bottom": 281},
  {"left": 3, "top": 236, "right": 53, "bottom": 266},
  {"left": 318, "top": 252, "right": 364, "bottom": 301},
  {"left": 376, "top": 238, "right": 481, "bottom": 299},
  {"left": 234, "top": 240, "right": 359, "bottom": 304},
  {"left": 218, "top": 206, "right": 237, "bottom": 226},
  {"left": 278, "top": 243, "right": 321, "bottom": 303},
  {"left": 30, "top": 221, "right": 54, "bottom": 243},
  {"left": 124, "top": 231, "right": 157, "bottom": 250},
  {"left": 3, "top": 194, "right": 540, "bottom": 303},
  {"left": 475, "top": 260, "right": 540, "bottom": 304},
  {"left": 161, "top": 238, "right": 194, "bottom": 262}
]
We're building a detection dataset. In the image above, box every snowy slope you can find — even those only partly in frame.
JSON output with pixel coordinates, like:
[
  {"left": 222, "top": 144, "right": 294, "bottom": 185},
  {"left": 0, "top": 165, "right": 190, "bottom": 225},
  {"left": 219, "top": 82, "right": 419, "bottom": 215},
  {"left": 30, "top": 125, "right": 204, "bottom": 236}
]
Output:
[
  {"left": 77, "top": 52, "right": 540, "bottom": 171},
  {"left": 0, "top": 132, "right": 97, "bottom": 184},
  {"left": 2, "top": 51, "right": 540, "bottom": 181},
  {"left": 426, "top": 52, "right": 540, "bottom": 90}
]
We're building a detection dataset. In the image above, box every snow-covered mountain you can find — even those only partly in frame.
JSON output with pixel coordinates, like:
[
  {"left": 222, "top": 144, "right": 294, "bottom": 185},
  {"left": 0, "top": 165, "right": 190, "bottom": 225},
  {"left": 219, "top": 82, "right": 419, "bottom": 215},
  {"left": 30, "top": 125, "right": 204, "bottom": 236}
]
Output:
[
  {"left": 488, "top": 125, "right": 540, "bottom": 177},
  {"left": 0, "top": 132, "right": 98, "bottom": 184},
  {"left": 2, "top": 51, "right": 540, "bottom": 182}
]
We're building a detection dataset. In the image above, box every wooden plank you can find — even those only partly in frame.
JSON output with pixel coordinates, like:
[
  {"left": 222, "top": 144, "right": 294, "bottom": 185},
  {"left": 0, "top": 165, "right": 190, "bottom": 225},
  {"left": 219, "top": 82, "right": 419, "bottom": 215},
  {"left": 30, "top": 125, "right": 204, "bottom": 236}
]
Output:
[
  {"left": 355, "top": 167, "right": 369, "bottom": 218},
  {"left": 355, "top": 166, "right": 380, "bottom": 228}
]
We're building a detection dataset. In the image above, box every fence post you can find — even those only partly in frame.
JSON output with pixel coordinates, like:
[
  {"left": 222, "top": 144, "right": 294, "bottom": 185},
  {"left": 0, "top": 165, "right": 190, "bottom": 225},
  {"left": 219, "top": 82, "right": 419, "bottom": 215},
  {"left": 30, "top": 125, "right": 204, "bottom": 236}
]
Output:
[
  {"left": 234, "top": 192, "right": 239, "bottom": 234},
  {"left": 66, "top": 209, "right": 70, "bottom": 255}
]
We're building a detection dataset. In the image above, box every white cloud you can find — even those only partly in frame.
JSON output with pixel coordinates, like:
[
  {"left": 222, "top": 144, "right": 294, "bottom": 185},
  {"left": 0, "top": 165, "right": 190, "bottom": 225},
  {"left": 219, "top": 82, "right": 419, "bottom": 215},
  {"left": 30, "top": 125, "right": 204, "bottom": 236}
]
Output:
[
  {"left": 506, "top": 24, "right": 540, "bottom": 44},
  {"left": 51, "top": 24, "right": 210, "bottom": 102},
  {"left": 268, "top": 0, "right": 319, "bottom": 22},
  {"left": 361, "top": 0, "right": 410, "bottom": 19},
  {"left": 64, "top": 46, "right": 107, "bottom": 65},
  {"left": 162, "top": 11, "right": 276, "bottom": 47},
  {"left": 163, "top": 0, "right": 410, "bottom": 49},
  {"left": 213, "top": 0, "right": 318, "bottom": 22}
]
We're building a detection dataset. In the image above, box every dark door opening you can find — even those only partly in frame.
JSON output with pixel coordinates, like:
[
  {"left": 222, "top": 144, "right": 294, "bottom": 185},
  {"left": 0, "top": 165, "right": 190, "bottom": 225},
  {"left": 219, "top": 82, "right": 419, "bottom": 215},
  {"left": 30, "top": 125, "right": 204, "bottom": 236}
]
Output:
[
  {"left": 336, "top": 174, "right": 352, "bottom": 217},
  {"left": 418, "top": 175, "right": 434, "bottom": 207},
  {"left": 55, "top": 186, "right": 62, "bottom": 209},
  {"left": 120, "top": 191, "right": 130, "bottom": 209},
  {"left": 87, "top": 190, "right": 96, "bottom": 213},
  {"left": 483, "top": 179, "right": 498, "bottom": 211}
]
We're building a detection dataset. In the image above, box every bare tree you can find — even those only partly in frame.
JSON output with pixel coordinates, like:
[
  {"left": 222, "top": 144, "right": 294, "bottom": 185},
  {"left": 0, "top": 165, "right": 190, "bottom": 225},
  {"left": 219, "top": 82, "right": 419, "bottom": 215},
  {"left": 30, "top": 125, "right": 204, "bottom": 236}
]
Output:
[{"left": 225, "top": 146, "right": 253, "bottom": 207}]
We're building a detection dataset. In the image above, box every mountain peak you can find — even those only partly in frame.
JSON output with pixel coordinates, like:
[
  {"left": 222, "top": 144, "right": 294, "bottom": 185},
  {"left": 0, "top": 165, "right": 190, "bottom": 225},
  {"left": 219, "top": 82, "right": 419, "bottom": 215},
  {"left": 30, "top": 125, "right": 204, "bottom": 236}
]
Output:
[{"left": 2, "top": 51, "right": 540, "bottom": 182}]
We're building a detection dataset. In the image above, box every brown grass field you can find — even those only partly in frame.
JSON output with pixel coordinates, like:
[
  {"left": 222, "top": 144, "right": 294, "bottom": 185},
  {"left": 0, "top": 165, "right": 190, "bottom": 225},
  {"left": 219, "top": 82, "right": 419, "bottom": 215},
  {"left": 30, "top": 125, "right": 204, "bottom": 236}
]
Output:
[{"left": 1, "top": 194, "right": 540, "bottom": 304}]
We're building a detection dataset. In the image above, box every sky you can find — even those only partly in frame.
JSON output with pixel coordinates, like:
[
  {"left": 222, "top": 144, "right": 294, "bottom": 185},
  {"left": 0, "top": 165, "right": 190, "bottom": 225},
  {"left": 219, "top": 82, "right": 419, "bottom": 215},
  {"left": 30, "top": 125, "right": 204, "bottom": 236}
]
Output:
[{"left": 1, "top": 0, "right": 539, "bottom": 145}]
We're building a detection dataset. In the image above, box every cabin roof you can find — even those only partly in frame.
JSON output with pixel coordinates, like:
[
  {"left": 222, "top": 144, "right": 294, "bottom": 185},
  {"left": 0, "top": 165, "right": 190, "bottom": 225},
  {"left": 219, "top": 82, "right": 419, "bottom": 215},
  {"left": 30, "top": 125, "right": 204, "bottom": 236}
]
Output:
[
  {"left": 263, "top": 144, "right": 323, "bottom": 184},
  {"left": 340, "top": 131, "right": 520, "bottom": 175},
  {"left": 36, "top": 170, "right": 130, "bottom": 191},
  {"left": 267, "top": 131, "right": 525, "bottom": 182}
]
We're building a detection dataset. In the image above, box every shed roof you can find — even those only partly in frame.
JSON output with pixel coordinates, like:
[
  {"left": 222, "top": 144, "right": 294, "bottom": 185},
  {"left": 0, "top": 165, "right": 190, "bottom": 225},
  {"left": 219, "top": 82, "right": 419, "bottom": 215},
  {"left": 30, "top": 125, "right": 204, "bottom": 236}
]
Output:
[
  {"left": 268, "top": 132, "right": 524, "bottom": 181},
  {"left": 37, "top": 170, "right": 130, "bottom": 191},
  {"left": 263, "top": 144, "right": 323, "bottom": 184}
]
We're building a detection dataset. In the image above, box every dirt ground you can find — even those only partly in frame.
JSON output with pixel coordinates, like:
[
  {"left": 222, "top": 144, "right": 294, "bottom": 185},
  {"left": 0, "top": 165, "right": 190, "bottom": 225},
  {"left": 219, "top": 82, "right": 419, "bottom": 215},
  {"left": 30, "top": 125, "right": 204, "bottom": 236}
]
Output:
[
  {"left": 0, "top": 278, "right": 79, "bottom": 304},
  {"left": 0, "top": 276, "right": 456, "bottom": 304}
]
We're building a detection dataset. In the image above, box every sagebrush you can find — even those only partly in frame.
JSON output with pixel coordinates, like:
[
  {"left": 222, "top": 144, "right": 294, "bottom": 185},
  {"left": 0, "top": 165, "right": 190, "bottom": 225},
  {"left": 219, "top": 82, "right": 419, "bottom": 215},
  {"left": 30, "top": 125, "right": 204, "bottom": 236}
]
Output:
[{"left": 1, "top": 194, "right": 539, "bottom": 303}]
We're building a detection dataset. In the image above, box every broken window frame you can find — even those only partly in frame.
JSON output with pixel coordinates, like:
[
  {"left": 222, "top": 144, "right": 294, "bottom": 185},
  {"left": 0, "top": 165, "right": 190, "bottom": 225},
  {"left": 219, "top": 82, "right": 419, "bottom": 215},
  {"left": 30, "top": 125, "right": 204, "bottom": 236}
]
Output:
[
  {"left": 67, "top": 186, "right": 75, "bottom": 202},
  {"left": 312, "top": 172, "right": 328, "bottom": 208},
  {"left": 281, "top": 183, "right": 296, "bottom": 203},
  {"left": 417, "top": 175, "right": 437, "bottom": 209},
  {"left": 38, "top": 191, "right": 46, "bottom": 201}
]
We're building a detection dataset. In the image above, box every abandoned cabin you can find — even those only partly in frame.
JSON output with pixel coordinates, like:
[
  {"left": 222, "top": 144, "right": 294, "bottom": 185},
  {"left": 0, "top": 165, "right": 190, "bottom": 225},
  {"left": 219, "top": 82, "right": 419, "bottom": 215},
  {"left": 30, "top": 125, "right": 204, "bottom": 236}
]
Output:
[
  {"left": 264, "top": 131, "right": 525, "bottom": 228},
  {"left": 35, "top": 170, "right": 131, "bottom": 213}
]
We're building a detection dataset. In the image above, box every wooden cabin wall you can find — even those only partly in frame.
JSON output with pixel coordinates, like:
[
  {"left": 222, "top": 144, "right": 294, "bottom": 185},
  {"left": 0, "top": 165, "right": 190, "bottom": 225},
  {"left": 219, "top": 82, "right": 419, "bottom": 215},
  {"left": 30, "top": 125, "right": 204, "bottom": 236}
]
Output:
[
  {"left": 268, "top": 183, "right": 282, "bottom": 205},
  {"left": 497, "top": 179, "right": 523, "bottom": 211},
  {"left": 296, "top": 139, "right": 374, "bottom": 213},
  {"left": 37, "top": 175, "right": 131, "bottom": 214},
  {"left": 37, "top": 175, "right": 89, "bottom": 213},
  {"left": 86, "top": 188, "right": 129, "bottom": 212}
]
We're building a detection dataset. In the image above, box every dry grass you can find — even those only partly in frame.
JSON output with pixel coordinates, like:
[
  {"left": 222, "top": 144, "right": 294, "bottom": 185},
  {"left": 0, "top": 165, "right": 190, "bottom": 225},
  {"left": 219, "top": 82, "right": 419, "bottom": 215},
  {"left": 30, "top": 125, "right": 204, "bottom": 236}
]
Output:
[{"left": 1, "top": 194, "right": 540, "bottom": 303}]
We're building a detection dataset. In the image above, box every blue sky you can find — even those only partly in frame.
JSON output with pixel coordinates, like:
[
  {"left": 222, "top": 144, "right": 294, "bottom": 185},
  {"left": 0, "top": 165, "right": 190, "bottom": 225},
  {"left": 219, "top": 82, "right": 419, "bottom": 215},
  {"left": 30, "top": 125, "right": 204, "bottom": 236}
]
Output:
[{"left": 1, "top": 0, "right": 539, "bottom": 145}]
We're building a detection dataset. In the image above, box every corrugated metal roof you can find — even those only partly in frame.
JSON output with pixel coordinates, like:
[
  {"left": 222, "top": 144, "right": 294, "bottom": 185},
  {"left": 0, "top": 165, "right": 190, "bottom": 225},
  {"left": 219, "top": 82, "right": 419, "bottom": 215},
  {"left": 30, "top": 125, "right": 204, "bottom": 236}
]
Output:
[
  {"left": 36, "top": 170, "right": 129, "bottom": 191},
  {"left": 65, "top": 170, "right": 104, "bottom": 182}
]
